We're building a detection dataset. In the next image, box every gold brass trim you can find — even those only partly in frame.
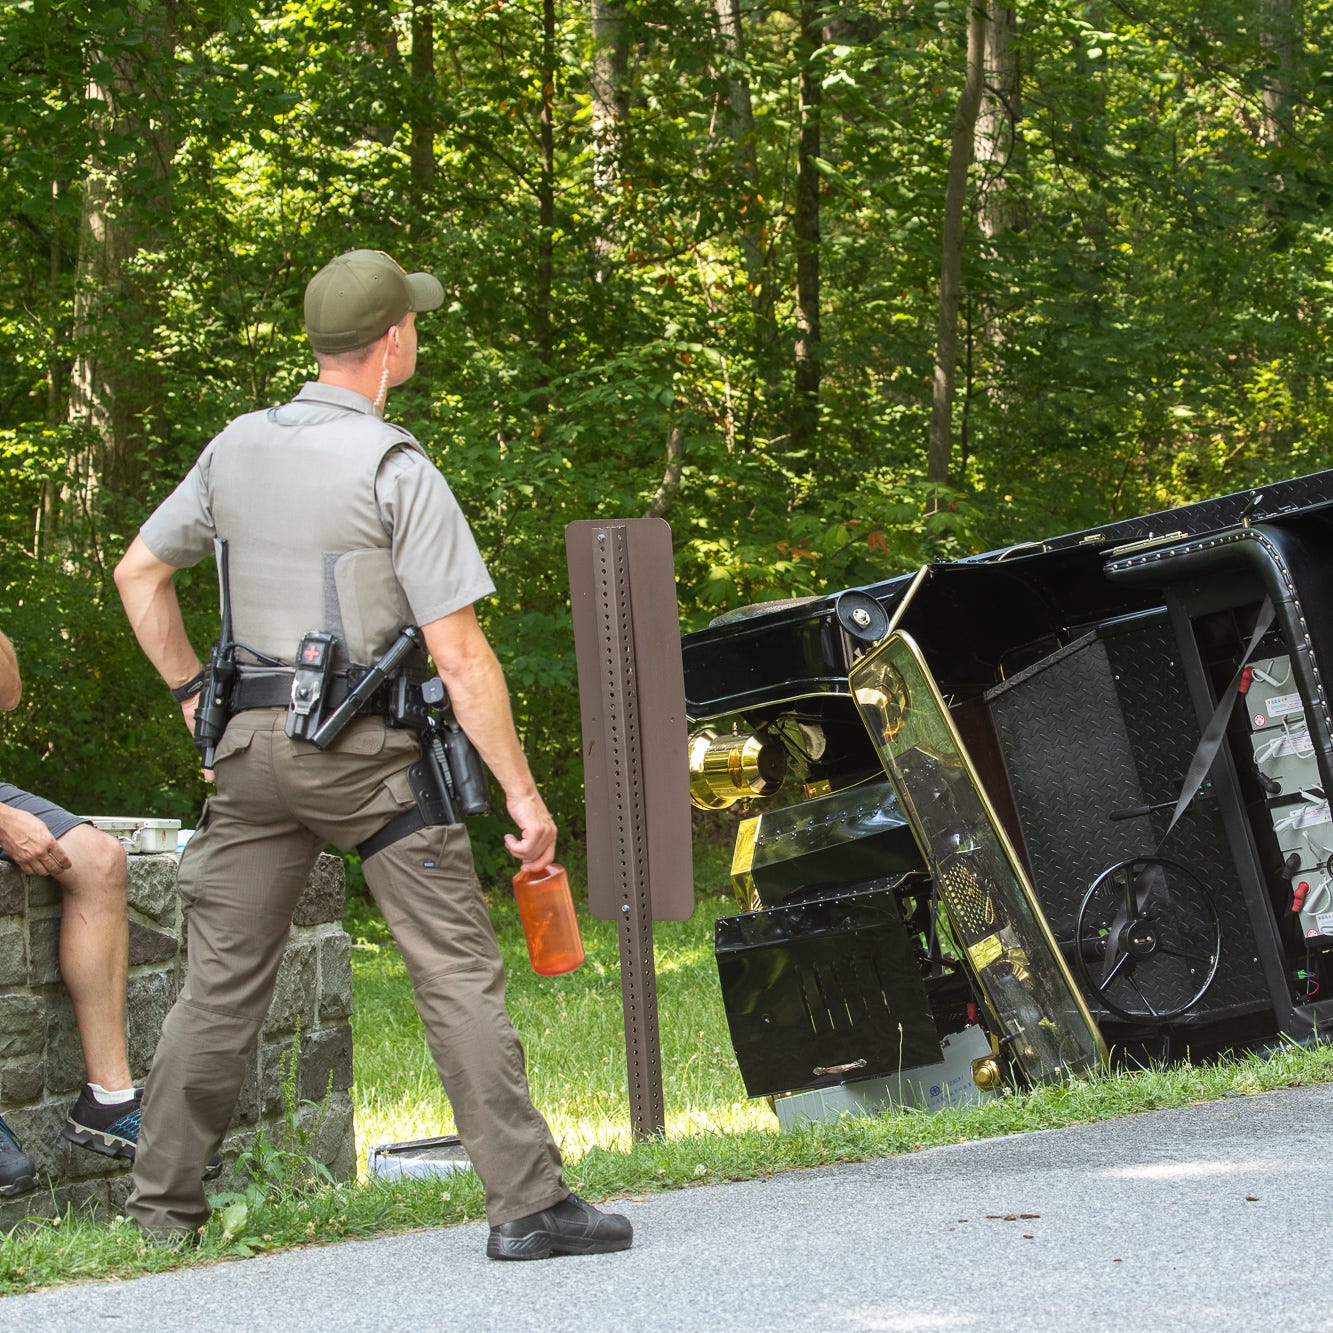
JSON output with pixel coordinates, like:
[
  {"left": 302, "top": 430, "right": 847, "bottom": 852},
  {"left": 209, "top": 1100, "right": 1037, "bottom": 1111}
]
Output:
[
  {"left": 730, "top": 817, "right": 760, "bottom": 909},
  {"left": 688, "top": 728, "right": 785, "bottom": 810},
  {"left": 849, "top": 630, "right": 1110, "bottom": 1073},
  {"left": 968, "top": 933, "right": 1004, "bottom": 971},
  {"left": 971, "top": 1055, "right": 1004, "bottom": 1091}
]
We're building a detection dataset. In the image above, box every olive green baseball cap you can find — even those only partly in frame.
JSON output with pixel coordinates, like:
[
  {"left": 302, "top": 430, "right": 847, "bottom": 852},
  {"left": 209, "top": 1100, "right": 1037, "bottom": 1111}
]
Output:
[{"left": 304, "top": 249, "right": 445, "bottom": 352}]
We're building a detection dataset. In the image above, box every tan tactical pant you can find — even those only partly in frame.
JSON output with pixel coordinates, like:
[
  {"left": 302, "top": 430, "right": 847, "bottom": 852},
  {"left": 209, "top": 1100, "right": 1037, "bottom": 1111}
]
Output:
[{"left": 126, "top": 709, "right": 567, "bottom": 1236}]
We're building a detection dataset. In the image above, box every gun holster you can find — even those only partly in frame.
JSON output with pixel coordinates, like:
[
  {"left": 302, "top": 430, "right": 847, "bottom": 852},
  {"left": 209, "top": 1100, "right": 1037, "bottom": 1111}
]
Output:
[
  {"left": 408, "top": 746, "right": 457, "bottom": 828},
  {"left": 194, "top": 645, "right": 236, "bottom": 769}
]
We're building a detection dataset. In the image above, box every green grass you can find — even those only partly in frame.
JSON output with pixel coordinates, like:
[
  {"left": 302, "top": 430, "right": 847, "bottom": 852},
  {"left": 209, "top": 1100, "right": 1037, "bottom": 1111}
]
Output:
[
  {"left": 350, "top": 886, "right": 772, "bottom": 1166},
  {"left": 6, "top": 855, "right": 1333, "bottom": 1295}
]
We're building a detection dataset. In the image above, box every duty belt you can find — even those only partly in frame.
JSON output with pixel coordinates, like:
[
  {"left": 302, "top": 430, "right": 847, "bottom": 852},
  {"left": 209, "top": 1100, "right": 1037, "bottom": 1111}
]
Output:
[{"left": 230, "top": 669, "right": 390, "bottom": 716}]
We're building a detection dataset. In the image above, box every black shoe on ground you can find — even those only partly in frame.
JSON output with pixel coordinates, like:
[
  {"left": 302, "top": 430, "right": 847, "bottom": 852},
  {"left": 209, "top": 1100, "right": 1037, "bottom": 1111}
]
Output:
[
  {"left": 486, "top": 1193, "right": 633, "bottom": 1261},
  {"left": 0, "top": 1115, "right": 37, "bottom": 1196},
  {"left": 63, "top": 1085, "right": 222, "bottom": 1180}
]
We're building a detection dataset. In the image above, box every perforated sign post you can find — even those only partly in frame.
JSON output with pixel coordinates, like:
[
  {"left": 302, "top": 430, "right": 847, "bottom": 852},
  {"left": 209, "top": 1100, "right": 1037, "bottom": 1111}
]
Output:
[{"left": 566, "top": 518, "right": 694, "bottom": 1140}]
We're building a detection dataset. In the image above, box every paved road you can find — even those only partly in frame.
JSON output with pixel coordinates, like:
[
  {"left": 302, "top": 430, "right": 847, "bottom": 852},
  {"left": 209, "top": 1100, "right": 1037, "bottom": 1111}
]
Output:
[{"left": 5, "top": 1084, "right": 1328, "bottom": 1332}]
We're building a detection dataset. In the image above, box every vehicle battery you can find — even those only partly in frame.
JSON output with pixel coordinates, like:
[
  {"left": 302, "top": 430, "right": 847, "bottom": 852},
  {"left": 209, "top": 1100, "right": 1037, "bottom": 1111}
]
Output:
[
  {"left": 1245, "top": 655, "right": 1307, "bottom": 734},
  {"left": 1288, "top": 868, "right": 1333, "bottom": 942},
  {"left": 1250, "top": 719, "right": 1321, "bottom": 797},
  {"left": 1272, "top": 795, "right": 1333, "bottom": 873}
]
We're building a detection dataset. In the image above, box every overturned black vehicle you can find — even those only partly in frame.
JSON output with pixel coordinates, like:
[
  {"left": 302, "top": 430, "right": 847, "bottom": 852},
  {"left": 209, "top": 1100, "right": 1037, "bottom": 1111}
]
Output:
[{"left": 683, "top": 470, "right": 1333, "bottom": 1126}]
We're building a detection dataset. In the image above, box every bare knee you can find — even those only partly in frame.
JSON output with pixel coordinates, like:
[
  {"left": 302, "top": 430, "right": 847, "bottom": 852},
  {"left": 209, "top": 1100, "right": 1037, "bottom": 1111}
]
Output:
[{"left": 57, "top": 825, "right": 128, "bottom": 905}]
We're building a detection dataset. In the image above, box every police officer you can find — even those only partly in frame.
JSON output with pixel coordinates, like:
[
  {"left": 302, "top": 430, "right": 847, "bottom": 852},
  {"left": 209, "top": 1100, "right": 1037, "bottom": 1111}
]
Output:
[{"left": 114, "top": 249, "right": 631, "bottom": 1259}]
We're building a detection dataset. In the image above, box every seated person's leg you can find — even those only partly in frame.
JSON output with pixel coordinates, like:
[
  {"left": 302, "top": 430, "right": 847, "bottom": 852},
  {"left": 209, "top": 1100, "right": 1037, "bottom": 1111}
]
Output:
[
  {"left": 0, "top": 788, "right": 136, "bottom": 1154},
  {"left": 53, "top": 823, "right": 132, "bottom": 1094}
]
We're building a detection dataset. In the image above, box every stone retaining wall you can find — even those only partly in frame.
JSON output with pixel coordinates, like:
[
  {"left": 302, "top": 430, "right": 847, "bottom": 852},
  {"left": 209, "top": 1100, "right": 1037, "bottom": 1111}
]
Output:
[{"left": 0, "top": 848, "right": 356, "bottom": 1228}]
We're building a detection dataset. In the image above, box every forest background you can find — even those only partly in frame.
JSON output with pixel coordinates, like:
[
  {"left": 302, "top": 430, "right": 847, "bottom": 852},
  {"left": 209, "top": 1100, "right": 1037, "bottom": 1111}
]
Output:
[{"left": 1, "top": 0, "right": 1330, "bottom": 883}]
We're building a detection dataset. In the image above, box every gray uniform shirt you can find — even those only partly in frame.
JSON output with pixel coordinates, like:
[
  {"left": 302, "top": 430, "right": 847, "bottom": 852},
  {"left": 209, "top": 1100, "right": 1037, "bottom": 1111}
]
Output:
[{"left": 140, "top": 383, "right": 496, "bottom": 665}]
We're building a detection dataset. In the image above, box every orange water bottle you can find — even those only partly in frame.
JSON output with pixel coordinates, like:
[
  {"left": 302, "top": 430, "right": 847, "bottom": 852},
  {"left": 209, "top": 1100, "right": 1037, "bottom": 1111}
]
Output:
[{"left": 512, "top": 863, "right": 585, "bottom": 976}]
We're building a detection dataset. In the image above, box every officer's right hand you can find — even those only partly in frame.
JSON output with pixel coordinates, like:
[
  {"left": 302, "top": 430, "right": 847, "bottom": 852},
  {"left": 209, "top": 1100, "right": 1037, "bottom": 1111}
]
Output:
[{"left": 504, "top": 791, "right": 556, "bottom": 872}]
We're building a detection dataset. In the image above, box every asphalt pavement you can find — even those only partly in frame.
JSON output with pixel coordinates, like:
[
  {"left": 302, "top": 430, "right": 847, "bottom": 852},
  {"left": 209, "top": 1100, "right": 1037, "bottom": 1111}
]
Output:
[{"left": 4, "top": 1083, "right": 1329, "bottom": 1332}]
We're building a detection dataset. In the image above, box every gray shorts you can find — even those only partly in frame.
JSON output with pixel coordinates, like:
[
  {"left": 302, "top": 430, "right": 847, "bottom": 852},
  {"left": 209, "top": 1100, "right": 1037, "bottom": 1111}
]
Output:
[{"left": 0, "top": 783, "right": 87, "bottom": 860}]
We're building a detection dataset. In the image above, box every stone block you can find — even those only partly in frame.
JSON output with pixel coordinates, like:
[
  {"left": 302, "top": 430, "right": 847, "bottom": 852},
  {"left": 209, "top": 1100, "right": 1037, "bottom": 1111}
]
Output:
[
  {"left": 128, "top": 918, "right": 177, "bottom": 967},
  {"left": 126, "top": 855, "right": 179, "bottom": 925},
  {"left": 126, "top": 970, "right": 175, "bottom": 1082},
  {"left": 2, "top": 1063, "right": 44, "bottom": 1104},
  {"left": 56, "top": 1176, "right": 114, "bottom": 1217},
  {"left": 229, "top": 1045, "right": 258, "bottom": 1126},
  {"left": 318, "top": 933, "right": 354, "bottom": 1022},
  {"left": 42, "top": 993, "right": 85, "bottom": 1092},
  {"left": 5, "top": 1102, "right": 65, "bottom": 1176},
  {"left": 0, "top": 995, "right": 45, "bottom": 1061},
  {"left": 262, "top": 943, "right": 315, "bottom": 1039},
  {"left": 293, "top": 854, "right": 346, "bottom": 927},
  {"left": 298, "top": 1091, "right": 356, "bottom": 1184},
  {"left": 258, "top": 1037, "right": 296, "bottom": 1118},
  {"left": 0, "top": 1190, "right": 56, "bottom": 1230},
  {"left": 299, "top": 1024, "right": 353, "bottom": 1102},
  {"left": 107, "top": 1172, "right": 133, "bottom": 1214},
  {"left": 61, "top": 1136, "right": 128, "bottom": 1181},
  {"left": 26, "top": 911, "right": 61, "bottom": 987},
  {"left": 25, "top": 874, "right": 58, "bottom": 908},
  {"left": 0, "top": 919, "right": 26, "bottom": 986},
  {"left": 0, "top": 862, "right": 23, "bottom": 915}
]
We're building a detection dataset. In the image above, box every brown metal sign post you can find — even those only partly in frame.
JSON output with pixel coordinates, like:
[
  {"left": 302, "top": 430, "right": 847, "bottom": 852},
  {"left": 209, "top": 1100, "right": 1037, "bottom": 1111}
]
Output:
[{"left": 566, "top": 518, "right": 694, "bottom": 1140}]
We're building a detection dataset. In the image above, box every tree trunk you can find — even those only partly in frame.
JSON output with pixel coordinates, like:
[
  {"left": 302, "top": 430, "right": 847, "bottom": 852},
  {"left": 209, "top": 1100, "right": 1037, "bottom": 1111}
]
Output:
[
  {"left": 927, "top": 3, "right": 986, "bottom": 489},
  {"left": 975, "top": 1, "right": 1022, "bottom": 244},
  {"left": 710, "top": 0, "right": 780, "bottom": 422},
  {"left": 792, "top": 0, "right": 821, "bottom": 454},
  {"left": 590, "top": 0, "right": 629, "bottom": 211},
  {"left": 410, "top": 0, "right": 436, "bottom": 195},
  {"left": 536, "top": 0, "right": 556, "bottom": 374},
  {"left": 67, "top": 5, "right": 177, "bottom": 551},
  {"left": 1260, "top": 0, "right": 1297, "bottom": 147}
]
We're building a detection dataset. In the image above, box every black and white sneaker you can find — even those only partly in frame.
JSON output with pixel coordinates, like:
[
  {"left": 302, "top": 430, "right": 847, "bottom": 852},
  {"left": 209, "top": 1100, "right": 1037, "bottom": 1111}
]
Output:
[
  {"left": 63, "top": 1085, "right": 223, "bottom": 1180},
  {"left": 0, "top": 1114, "right": 37, "bottom": 1196},
  {"left": 63, "top": 1084, "right": 142, "bottom": 1160}
]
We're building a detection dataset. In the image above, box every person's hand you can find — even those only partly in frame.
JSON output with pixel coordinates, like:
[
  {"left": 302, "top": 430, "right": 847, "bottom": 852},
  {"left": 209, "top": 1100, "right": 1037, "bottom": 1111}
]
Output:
[
  {"left": 503, "top": 791, "right": 557, "bottom": 873},
  {"left": 0, "top": 806, "right": 71, "bottom": 878}
]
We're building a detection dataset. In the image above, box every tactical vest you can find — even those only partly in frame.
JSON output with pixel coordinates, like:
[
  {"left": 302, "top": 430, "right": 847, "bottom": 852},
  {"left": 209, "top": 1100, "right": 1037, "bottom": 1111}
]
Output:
[{"left": 204, "top": 391, "right": 420, "bottom": 670}]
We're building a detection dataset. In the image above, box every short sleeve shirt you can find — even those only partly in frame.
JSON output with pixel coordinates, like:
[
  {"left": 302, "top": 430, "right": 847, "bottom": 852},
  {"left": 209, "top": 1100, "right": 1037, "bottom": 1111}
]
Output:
[{"left": 139, "top": 383, "right": 495, "bottom": 628}]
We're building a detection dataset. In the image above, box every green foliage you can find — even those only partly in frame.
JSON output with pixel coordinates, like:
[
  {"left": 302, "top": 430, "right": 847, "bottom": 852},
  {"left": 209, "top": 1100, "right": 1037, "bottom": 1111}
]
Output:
[{"left": 2, "top": 0, "right": 1333, "bottom": 841}]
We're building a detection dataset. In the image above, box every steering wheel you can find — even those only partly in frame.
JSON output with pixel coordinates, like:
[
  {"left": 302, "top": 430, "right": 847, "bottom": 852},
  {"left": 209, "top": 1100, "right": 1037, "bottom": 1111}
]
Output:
[{"left": 1073, "top": 856, "right": 1221, "bottom": 1023}]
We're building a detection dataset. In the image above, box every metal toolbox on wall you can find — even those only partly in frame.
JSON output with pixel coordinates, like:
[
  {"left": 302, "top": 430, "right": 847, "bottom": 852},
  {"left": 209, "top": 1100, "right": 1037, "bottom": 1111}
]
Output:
[{"left": 87, "top": 817, "right": 182, "bottom": 855}]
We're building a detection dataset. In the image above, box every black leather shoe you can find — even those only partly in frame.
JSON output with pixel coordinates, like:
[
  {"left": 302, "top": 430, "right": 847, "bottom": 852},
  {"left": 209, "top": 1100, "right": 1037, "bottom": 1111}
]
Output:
[{"left": 486, "top": 1193, "right": 633, "bottom": 1260}]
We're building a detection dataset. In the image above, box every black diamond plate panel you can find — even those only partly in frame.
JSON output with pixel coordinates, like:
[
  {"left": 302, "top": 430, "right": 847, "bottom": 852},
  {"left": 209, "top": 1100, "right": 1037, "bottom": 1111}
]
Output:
[
  {"left": 986, "top": 611, "right": 1270, "bottom": 1018},
  {"left": 1040, "top": 469, "right": 1333, "bottom": 553}
]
